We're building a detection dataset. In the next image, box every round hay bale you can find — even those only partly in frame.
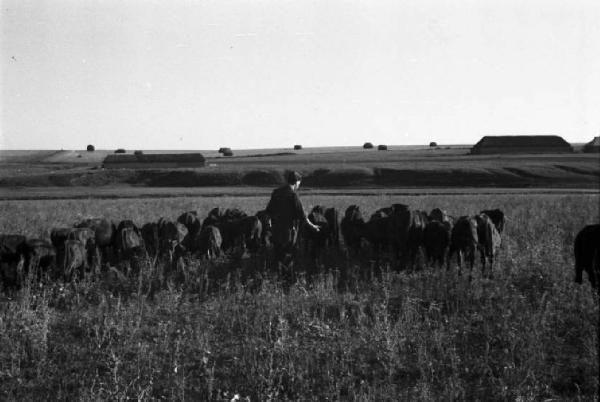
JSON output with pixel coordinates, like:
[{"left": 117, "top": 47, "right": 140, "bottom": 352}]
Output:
[
  {"left": 86, "top": 144, "right": 95, "bottom": 152},
  {"left": 134, "top": 150, "right": 143, "bottom": 155},
  {"left": 377, "top": 144, "right": 388, "bottom": 151},
  {"left": 218, "top": 147, "right": 231, "bottom": 154},
  {"left": 222, "top": 150, "right": 234, "bottom": 157},
  {"left": 114, "top": 148, "right": 126, "bottom": 154},
  {"left": 363, "top": 142, "right": 374, "bottom": 149},
  {"left": 293, "top": 144, "right": 302, "bottom": 150},
  {"left": 429, "top": 141, "right": 437, "bottom": 147}
]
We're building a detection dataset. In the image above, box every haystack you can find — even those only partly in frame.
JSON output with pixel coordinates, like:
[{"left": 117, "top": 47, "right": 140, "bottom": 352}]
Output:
[{"left": 583, "top": 137, "right": 600, "bottom": 153}]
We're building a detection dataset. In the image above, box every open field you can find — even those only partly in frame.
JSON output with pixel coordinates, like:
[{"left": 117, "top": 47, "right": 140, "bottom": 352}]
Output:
[
  {"left": 1, "top": 146, "right": 598, "bottom": 399},
  {"left": 0, "top": 192, "right": 598, "bottom": 400}
]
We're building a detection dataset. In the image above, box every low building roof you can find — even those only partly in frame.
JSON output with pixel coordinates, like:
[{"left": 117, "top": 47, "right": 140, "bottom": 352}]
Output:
[{"left": 473, "top": 135, "right": 571, "bottom": 148}]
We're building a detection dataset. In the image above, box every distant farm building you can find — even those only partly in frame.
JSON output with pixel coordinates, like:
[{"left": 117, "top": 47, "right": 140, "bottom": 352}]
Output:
[
  {"left": 103, "top": 153, "right": 206, "bottom": 169},
  {"left": 583, "top": 137, "right": 600, "bottom": 153},
  {"left": 470, "top": 135, "right": 573, "bottom": 154}
]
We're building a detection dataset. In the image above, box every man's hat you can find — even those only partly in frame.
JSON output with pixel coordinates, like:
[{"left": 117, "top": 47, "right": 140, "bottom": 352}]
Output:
[{"left": 286, "top": 170, "right": 302, "bottom": 184}]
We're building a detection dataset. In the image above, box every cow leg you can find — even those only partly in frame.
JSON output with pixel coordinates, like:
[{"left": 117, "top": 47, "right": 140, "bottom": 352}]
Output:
[
  {"left": 588, "top": 266, "right": 598, "bottom": 289},
  {"left": 479, "top": 246, "right": 486, "bottom": 277},
  {"left": 447, "top": 247, "right": 454, "bottom": 272},
  {"left": 468, "top": 247, "right": 476, "bottom": 281}
]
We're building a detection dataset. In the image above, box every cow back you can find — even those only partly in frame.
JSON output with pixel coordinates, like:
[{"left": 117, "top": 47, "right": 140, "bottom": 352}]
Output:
[
  {"left": 475, "top": 214, "right": 501, "bottom": 256},
  {"left": 76, "top": 218, "right": 116, "bottom": 247},
  {"left": 195, "top": 225, "right": 222, "bottom": 258},
  {"left": 0, "top": 234, "right": 26, "bottom": 260},
  {"left": 451, "top": 216, "right": 478, "bottom": 249},
  {"left": 341, "top": 206, "right": 365, "bottom": 251},
  {"left": 141, "top": 222, "right": 160, "bottom": 256},
  {"left": 429, "top": 208, "right": 449, "bottom": 223},
  {"left": 177, "top": 211, "right": 201, "bottom": 237},
  {"left": 67, "top": 227, "right": 96, "bottom": 247},
  {"left": 50, "top": 228, "right": 72, "bottom": 249},
  {"left": 116, "top": 226, "right": 143, "bottom": 252},
  {"left": 480, "top": 209, "right": 505, "bottom": 234},
  {"left": 324, "top": 207, "right": 340, "bottom": 247},
  {"left": 62, "top": 239, "right": 86, "bottom": 278}
]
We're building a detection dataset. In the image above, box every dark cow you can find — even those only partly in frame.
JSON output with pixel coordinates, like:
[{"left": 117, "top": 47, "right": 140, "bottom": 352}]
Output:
[
  {"left": 423, "top": 220, "right": 452, "bottom": 269},
  {"left": 0, "top": 235, "right": 27, "bottom": 291},
  {"left": 158, "top": 218, "right": 188, "bottom": 259},
  {"left": 475, "top": 214, "right": 502, "bottom": 277},
  {"left": 362, "top": 213, "right": 390, "bottom": 257},
  {"left": 224, "top": 208, "right": 247, "bottom": 221},
  {"left": 389, "top": 207, "right": 428, "bottom": 268},
  {"left": 51, "top": 227, "right": 96, "bottom": 266},
  {"left": 255, "top": 210, "right": 272, "bottom": 247},
  {"left": 233, "top": 216, "right": 263, "bottom": 253},
  {"left": 305, "top": 206, "right": 330, "bottom": 259},
  {"left": 574, "top": 224, "right": 600, "bottom": 290},
  {"left": 193, "top": 225, "right": 222, "bottom": 259},
  {"left": 324, "top": 207, "right": 340, "bottom": 248},
  {"left": 69, "top": 227, "right": 96, "bottom": 265},
  {"left": 22, "top": 239, "right": 56, "bottom": 280},
  {"left": 206, "top": 209, "right": 255, "bottom": 252},
  {"left": 50, "top": 228, "right": 73, "bottom": 249},
  {"left": 75, "top": 218, "right": 116, "bottom": 264},
  {"left": 341, "top": 205, "right": 365, "bottom": 255},
  {"left": 0, "top": 234, "right": 26, "bottom": 256},
  {"left": 480, "top": 209, "right": 505, "bottom": 234},
  {"left": 447, "top": 216, "right": 479, "bottom": 278},
  {"left": 51, "top": 228, "right": 73, "bottom": 272},
  {"left": 177, "top": 211, "right": 201, "bottom": 238},
  {"left": 370, "top": 206, "right": 393, "bottom": 221},
  {"left": 141, "top": 222, "right": 160, "bottom": 258},
  {"left": 114, "top": 220, "right": 144, "bottom": 260},
  {"left": 202, "top": 207, "right": 225, "bottom": 227},
  {"left": 429, "top": 208, "right": 451, "bottom": 224},
  {"left": 59, "top": 239, "right": 87, "bottom": 280}
]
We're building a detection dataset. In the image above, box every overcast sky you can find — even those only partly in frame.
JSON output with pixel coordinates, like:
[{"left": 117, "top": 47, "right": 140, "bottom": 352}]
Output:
[{"left": 1, "top": 0, "right": 599, "bottom": 150}]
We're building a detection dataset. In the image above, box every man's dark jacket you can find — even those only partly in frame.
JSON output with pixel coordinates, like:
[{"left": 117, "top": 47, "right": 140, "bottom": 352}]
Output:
[{"left": 265, "top": 185, "right": 306, "bottom": 245}]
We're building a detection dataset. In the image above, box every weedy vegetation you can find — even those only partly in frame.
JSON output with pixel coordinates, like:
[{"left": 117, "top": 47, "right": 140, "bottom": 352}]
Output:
[{"left": 0, "top": 193, "right": 598, "bottom": 400}]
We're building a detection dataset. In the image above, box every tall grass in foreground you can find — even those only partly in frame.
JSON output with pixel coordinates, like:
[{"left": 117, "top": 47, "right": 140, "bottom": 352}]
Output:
[{"left": 0, "top": 193, "right": 598, "bottom": 400}]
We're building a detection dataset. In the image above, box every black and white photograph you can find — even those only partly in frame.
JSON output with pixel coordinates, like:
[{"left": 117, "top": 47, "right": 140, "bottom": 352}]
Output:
[{"left": 1, "top": 0, "right": 599, "bottom": 400}]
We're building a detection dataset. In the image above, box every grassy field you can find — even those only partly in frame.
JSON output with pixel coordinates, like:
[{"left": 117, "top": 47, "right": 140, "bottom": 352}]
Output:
[{"left": 0, "top": 192, "right": 598, "bottom": 400}]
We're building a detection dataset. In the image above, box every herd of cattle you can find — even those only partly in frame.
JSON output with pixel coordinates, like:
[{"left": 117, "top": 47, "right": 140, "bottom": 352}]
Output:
[{"left": 0, "top": 203, "right": 598, "bottom": 292}]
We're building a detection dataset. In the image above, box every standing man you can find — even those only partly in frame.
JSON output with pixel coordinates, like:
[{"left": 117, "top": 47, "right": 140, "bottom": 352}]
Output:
[{"left": 266, "top": 171, "right": 319, "bottom": 269}]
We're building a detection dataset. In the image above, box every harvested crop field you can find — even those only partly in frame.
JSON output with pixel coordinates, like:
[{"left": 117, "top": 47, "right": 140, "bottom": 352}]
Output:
[{"left": 1, "top": 147, "right": 598, "bottom": 189}]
